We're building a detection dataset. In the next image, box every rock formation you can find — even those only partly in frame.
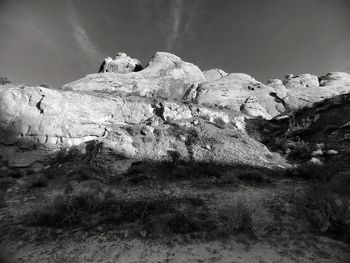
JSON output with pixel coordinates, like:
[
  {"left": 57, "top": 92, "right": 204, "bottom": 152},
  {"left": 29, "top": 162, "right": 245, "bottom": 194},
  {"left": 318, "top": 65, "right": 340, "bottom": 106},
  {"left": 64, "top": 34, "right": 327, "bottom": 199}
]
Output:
[
  {"left": 267, "top": 72, "right": 350, "bottom": 112},
  {"left": 203, "top": 69, "right": 228, "bottom": 81},
  {"left": 98, "top": 52, "right": 143, "bottom": 73},
  {"left": 0, "top": 83, "right": 284, "bottom": 169},
  {"left": 64, "top": 52, "right": 205, "bottom": 101},
  {"left": 184, "top": 73, "right": 284, "bottom": 117},
  {"left": 1, "top": 51, "right": 350, "bottom": 172}
]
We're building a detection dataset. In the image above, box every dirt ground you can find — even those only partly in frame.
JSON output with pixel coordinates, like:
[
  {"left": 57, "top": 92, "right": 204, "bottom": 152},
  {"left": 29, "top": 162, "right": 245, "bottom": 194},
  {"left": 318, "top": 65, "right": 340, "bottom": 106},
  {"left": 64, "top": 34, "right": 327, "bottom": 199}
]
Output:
[{"left": 1, "top": 166, "right": 349, "bottom": 263}]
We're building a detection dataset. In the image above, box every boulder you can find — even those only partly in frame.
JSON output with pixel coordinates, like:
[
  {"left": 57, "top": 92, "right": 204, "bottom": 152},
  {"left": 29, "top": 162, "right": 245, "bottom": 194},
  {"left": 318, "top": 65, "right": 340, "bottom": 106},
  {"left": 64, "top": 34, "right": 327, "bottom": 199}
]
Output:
[
  {"left": 98, "top": 52, "right": 143, "bottom": 73},
  {"left": 267, "top": 79, "right": 287, "bottom": 99},
  {"left": 240, "top": 97, "right": 272, "bottom": 120},
  {"left": 64, "top": 52, "right": 205, "bottom": 101}
]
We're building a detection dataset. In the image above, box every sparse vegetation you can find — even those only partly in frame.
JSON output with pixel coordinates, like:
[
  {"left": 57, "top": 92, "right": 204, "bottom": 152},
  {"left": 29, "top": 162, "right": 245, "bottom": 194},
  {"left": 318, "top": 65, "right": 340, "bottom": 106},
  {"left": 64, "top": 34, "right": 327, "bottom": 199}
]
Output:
[
  {"left": 25, "top": 173, "right": 48, "bottom": 189},
  {"left": 304, "top": 185, "right": 350, "bottom": 241},
  {"left": 0, "top": 76, "right": 11, "bottom": 85},
  {"left": 330, "top": 171, "right": 350, "bottom": 196},
  {"left": 216, "top": 194, "right": 273, "bottom": 239},
  {"left": 22, "top": 173, "right": 275, "bottom": 241},
  {"left": 236, "top": 170, "right": 271, "bottom": 185},
  {"left": 39, "top": 83, "right": 51, "bottom": 89},
  {"left": 289, "top": 162, "right": 330, "bottom": 181}
]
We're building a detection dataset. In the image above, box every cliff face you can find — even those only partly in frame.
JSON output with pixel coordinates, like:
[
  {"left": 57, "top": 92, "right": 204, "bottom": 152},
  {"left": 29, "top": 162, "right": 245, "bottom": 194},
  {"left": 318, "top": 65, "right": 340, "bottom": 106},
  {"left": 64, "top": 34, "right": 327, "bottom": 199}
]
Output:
[{"left": 1, "top": 51, "right": 350, "bottom": 171}]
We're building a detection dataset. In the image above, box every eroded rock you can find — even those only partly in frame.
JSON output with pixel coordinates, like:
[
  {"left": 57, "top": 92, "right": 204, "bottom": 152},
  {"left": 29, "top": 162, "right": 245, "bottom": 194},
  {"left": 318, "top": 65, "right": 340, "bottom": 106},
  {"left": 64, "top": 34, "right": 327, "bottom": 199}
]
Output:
[
  {"left": 64, "top": 52, "right": 205, "bottom": 101},
  {"left": 203, "top": 69, "right": 228, "bottom": 81},
  {"left": 98, "top": 52, "right": 143, "bottom": 73},
  {"left": 0, "top": 84, "right": 287, "bottom": 169}
]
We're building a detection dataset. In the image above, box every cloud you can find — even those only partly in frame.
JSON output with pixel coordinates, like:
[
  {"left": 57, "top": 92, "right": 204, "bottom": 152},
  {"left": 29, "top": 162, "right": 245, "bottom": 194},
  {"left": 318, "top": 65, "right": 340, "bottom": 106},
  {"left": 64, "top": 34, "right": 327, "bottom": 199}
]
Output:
[
  {"left": 166, "top": 0, "right": 184, "bottom": 50},
  {"left": 67, "top": 1, "right": 102, "bottom": 63}
]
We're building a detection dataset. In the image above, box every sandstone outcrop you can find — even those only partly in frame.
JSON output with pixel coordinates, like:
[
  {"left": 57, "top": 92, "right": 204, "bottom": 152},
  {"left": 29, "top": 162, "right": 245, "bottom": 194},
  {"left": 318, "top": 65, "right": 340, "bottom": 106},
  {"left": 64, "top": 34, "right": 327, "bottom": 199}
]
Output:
[
  {"left": 64, "top": 52, "right": 205, "bottom": 101},
  {"left": 240, "top": 97, "right": 272, "bottom": 119},
  {"left": 267, "top": 72, "right": 350, "bottom": 112},
  {"left": 2, "top": 51, "right": 350, "bottom": 172},
  {"left": 0, "top": 84, "right": 285, "bottom": 169},
  {"left": 184, "top": 73, "right": 284, "bottom": 117},
  {"left": 98, "top": 52, "right": 143, "bottom": 73}
]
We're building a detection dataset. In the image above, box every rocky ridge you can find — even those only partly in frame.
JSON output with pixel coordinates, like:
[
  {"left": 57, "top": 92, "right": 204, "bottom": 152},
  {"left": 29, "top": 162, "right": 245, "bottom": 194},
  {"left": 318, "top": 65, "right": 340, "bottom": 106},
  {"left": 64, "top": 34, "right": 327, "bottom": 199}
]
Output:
[{"left": 1, "top": 51, "right": 350, "bottom": 172}]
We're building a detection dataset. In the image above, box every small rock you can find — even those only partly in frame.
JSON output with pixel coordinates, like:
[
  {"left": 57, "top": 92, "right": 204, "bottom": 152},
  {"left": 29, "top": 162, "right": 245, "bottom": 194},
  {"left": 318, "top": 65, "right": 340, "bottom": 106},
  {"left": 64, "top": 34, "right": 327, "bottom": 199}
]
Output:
[
  {"left": 192, "top": 120, "right": 199, "bottom": 126},
  {"left": 326, "top": 149, "right": 338, "bottom": 155},
  {"left": 205, "top": 144, "right": 211, "bottom": 150},
  {"left": 309, "top": 157, "right": 324, "bottom": 166},
  {"left": 140, "top": 230, "right": 147, "bottom": 238},
  {"left": 179, "top": 135, "right": 187, "bottom": 142},
  {"left": 315, "top": 143, "right": 325, "bottom": 149},
  {"left": 311, "top": 149, "right": 323, "bottom": 157},
  {"left": 141, "top": 126, "right": 154, "bottom": 135}
]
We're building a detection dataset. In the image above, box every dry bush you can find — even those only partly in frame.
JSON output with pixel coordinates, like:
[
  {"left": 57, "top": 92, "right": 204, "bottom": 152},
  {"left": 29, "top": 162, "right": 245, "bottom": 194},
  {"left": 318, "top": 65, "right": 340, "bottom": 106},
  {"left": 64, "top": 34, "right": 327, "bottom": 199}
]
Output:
[
  {"left": 39, "top": 83, "right": 50, "bottom": 89},
  {"left": 25, "top": 173, "right": 48, "bottom": 189},
  {"left": 214, "top": 118, "right": 227, "bottom": 129},
  {"left": 26, "top": 182, "right": 211, "bottom": 237},
  {"left": 0, "top": 77, "right": 11, "bottom": 85},
  {"left": 216, "top": 194, "right": 273, "bottom": 239},
  {"left": 0, "top": 177, "right": 16, "bottom": 207},
  {"left": 0, "top": 177, "right": 16, "bottom": 191},
  {"left": 304, "top": 186, "right": 350, "bottom": 239},
  {"left": 51, "top": 253, "right": 79, "bottom": 263},
  {"left": 288, "top": 162, "right": 329, "bottom": 181},
  {"left": 286, "top": 137, "right": 310, "bottom": 160},
  {"left": 27, "top": 183, "right": 109, "bottom": 227},
  {"left": 330, "top": 171, "right": 350, "bottom": 196},
  {"left": 236, "top": 170, "right": 271, "bottom": 185}
]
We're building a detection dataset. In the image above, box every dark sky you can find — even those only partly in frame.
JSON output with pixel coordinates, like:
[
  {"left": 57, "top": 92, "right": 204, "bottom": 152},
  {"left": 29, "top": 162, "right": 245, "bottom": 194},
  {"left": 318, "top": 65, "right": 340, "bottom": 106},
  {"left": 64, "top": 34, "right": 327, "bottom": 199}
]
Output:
[{"left": 0, "top": 0, "right": 349, "bottom": 87}]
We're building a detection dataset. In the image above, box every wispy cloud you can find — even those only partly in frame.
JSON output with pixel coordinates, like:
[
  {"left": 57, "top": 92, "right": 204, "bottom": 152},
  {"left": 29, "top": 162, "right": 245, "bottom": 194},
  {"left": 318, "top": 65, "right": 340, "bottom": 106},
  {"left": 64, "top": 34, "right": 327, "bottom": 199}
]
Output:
[
  {"left": 166, "top": 0, "right": 184, "bottom": 50},
  {"left": 66, "top": 1, "right": 102, "bottom": 63}
]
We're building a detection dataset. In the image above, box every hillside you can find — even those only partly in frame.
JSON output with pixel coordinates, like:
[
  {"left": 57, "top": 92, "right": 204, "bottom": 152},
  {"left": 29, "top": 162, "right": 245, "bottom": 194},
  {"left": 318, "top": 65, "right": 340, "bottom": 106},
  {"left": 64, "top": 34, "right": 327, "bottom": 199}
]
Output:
[{"left": 0, "top": 52, "right": 349, "bottom": 263}]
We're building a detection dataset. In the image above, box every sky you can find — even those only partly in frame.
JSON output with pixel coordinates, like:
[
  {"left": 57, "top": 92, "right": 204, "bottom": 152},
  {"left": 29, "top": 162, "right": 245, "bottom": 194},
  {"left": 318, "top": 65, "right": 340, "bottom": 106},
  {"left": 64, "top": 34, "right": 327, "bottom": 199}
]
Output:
[{"left": 0, "top": 0, "right": 349, "bottom": 87}]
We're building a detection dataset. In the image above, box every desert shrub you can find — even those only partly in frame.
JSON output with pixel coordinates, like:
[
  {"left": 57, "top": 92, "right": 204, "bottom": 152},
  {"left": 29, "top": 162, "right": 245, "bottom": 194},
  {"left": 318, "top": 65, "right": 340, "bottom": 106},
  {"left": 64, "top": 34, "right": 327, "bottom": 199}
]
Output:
[
  {"left": 123, "top": 125, "right": 142, "bottom": 136},
  {"left": 0, "top": 76, "right": 11, "bottom": 85},
  {"left": 217, "top": 171, "right": 238, "bottom": 184},
  {"left": 217, "top": 198, "right": 251, "bottom": 234},
  {"left": 25, "top": 173, "right": 48, "bottom": 189},
  {"left": 288, "top": 162, "right": 330, "bottom": 181},
  {"left": 39, "top": 83, "right": 50, "bottom": 89},
  {"left": 0, "top": 177, "right": 16, "bottom": 207},
  {"left": 304, "top": 186, "right": 350, "bottom": 240},
  {"left": 236, "top": 170, "right": 271, "bottom": 185},
  {"left": 330, "top": 171, "right": 350, "bottom": 196},
  {"left": 26, "top": 182, "right": 211, "bottom": 237},
  {"left": 166, "top": 123, "right": 195, "bottom": 138},
  {"left": 216, "top": 194, "right": 273, "bottom": 239},
  {"left": 214, "top": 118, "right": 227, "bottom": 129},
  {"left": 51, "top": 254, "right": 79, "bottom": 263},
  {"left": 55, "top": 147, "right": 84, "bottom": 164},
  {"left": 286, "top": 137, "right": 310, "bottom": 160},
  {"left": 26, "top": 183, "right": 110, "bottom": 227},
  {"left": 0, "top": 177, "right": 16, "bottom": 191}
]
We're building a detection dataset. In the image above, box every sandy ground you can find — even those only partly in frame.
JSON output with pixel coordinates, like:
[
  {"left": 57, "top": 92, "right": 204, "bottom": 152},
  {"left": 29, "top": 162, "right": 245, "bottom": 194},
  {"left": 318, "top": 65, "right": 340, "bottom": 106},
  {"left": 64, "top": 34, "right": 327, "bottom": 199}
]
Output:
[
  {"left": 1, "top": 172, "right": 349, "bottom": 263},
  {"left": 2, "top": 234, "right": 350, "bottom": 263}
]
